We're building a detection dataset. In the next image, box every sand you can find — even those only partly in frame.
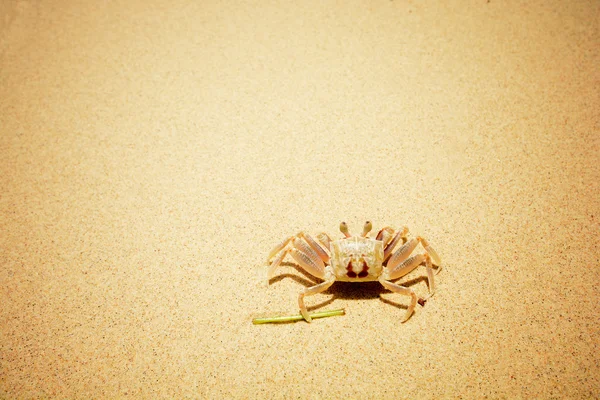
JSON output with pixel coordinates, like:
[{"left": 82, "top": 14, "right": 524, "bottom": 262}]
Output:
[{"left": 1, "top": 0, "right": 599, "bottom": 398}]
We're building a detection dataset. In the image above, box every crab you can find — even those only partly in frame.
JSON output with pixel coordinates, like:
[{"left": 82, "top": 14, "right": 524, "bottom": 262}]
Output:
[{"left": 266, "top": 221, "right": 442, "bottom": 322}]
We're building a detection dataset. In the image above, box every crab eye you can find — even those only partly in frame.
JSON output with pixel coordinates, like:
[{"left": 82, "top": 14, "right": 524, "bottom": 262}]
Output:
[
  {"left": 361, "top": 221, "right": 372, "bottom": 237},
  {"left": 340, "top": 222, "right": 351, "bottom": 237}
]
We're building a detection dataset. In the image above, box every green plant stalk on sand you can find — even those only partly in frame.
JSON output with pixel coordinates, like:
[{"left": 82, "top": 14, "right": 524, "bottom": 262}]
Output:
[{"left": 252, "top": 309, "right": 345, "bottom": 324}]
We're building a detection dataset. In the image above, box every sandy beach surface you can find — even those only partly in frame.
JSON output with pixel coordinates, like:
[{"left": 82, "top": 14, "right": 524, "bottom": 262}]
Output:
[{"left": 1, "top": 0, "right": 599, "bottom": 398}]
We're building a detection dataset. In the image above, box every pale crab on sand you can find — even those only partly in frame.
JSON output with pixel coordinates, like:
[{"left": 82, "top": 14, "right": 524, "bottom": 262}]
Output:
[{"left": 266, "top": 221, "right": 442, "bottom": 322}]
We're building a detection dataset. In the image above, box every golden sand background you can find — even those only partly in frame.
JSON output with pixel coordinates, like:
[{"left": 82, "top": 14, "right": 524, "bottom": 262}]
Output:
[{"left": 1, "top": 0, "right": 598, "bottom": 397}]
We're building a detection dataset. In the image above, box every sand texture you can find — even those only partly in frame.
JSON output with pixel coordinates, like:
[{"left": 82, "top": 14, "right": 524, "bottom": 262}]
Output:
[{"left": 1, "top": 0, "right": 599, "bottom": 398}]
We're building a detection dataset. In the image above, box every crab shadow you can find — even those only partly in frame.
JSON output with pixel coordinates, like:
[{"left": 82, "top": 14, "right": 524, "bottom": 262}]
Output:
[{"left": 269, "top": 262, "right": 433, "bottom": 313}]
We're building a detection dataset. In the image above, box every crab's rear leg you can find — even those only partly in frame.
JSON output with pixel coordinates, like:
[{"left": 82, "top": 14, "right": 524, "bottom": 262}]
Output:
[
  {"left": 380, "top": 235, "right": 442, "bottom": 317},
  {"left": 420, "top": 237, "right": 442, "bottom": 271},
  {"left": 267, "top": 236, "right": 294, "bottom": 279}
]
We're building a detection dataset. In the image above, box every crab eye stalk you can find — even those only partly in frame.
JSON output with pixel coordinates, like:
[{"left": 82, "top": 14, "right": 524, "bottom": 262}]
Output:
[
  {"left": 339, "top": 221, "right": 351, "bottom": 238},
  {"left": 361, "top": 221, "right": 372, "bottom": 237}
]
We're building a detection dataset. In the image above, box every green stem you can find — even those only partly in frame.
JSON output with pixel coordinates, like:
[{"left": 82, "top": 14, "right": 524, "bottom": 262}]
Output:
[{"left": 252, "top": 309, "right": 345, "bottom": 324}]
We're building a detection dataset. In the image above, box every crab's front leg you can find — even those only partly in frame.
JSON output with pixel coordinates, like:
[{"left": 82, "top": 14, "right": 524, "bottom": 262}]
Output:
[
  {"left": 316, "top": 232, "right": 332, "bottom": 254},
  {"left": 378, "top": 278, "right": 418, "bottom": 322},
  {"left": 297, "top": 271, "right": 336, "bottom": 322},
  {"left": 382, "top": 227, "right": 409, "bottom": 261}
]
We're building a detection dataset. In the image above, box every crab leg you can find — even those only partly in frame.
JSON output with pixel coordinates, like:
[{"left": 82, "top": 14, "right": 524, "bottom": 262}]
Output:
[
  {"left": 386, "top": 238, "right": 420, "bottom": 270},
  {"left": 298, "top": 274, "right": 336, "bottom": 322},
  {"left": 290, "top": 247, "right": 325, "bottom": 279},
  {"left": 424, "top": 255, "right": 435, "bottom": 298},
  {"left": 292, "top": 238, "right": 324, "bottom": 269},
  {"left": 379, "top": 230, "right": 393, "bottom": 249},
  {"left": 290, "top": 246, "right": 334, "bottom": 322},
  {"left": 267, "top": 232, "right": 329, "bottom": 279},
  {"left": 378, "top": 278, "right": 418, "bottom": 322},
  {"left": 420, "top": 237, "right": 442, "bottom": 268},
  {"left": 386, "top": 253, "right": 436, "bottom": 295},
  {"left": 267, "top": 248, "right": 289, "bottom": 279},
  {"left": 387, "top": 253, "right": 426, "bottom": 280},
  {"left": 387, "top": 235, "right": 441, "bottom": 271},
  {"left": 298, "top": 232, "right": 330, "bottom": 264},
  {"left": 383, "top": 227, "right": 408, "bottom": 261},
  {"left": 376, "top": 226, "right": 394, "bottom": 242},
  {"left": 316, "top": 232, "right": 332, "bottom": 253},
  {"left": 267, "top": 236, "right": 293, "bottom": 263}
]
